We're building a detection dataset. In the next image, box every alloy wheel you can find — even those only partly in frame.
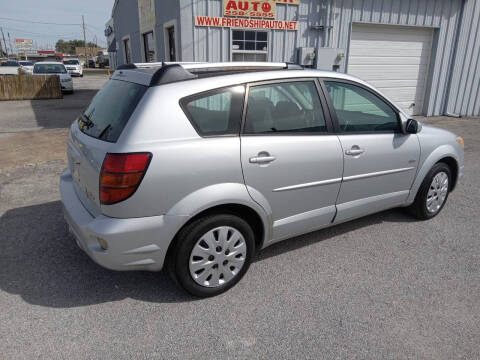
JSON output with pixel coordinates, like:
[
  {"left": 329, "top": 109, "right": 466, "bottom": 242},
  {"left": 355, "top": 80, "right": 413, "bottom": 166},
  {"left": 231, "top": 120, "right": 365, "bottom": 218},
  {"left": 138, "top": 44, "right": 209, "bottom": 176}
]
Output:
[{"left": 426, "top": 171, "right": 449, "bottom": 213}]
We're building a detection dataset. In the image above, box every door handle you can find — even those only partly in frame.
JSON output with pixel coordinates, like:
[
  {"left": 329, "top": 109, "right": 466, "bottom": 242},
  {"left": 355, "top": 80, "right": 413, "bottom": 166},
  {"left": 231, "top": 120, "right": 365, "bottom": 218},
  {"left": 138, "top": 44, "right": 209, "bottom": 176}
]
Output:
[
  {"left": 249, "top": 153, "right": 276, "bottom": 164},
  {"left": 345, "top": 146, "right": 365, "bottom": 156}
]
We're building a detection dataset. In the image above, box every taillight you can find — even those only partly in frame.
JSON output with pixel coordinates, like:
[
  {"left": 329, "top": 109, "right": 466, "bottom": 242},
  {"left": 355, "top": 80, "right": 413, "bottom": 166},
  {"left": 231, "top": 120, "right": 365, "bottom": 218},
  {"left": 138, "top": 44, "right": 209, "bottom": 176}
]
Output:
[{"left": 100, "top": 152, "right": 152, "bottom": 205}]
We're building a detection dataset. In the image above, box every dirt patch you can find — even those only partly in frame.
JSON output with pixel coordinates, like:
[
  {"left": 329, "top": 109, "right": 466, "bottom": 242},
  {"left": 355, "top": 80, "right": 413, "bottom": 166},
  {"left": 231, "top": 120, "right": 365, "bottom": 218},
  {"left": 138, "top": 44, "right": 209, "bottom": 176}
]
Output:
[{"left": 0, "top": 129, "right": 69, "bottom": 170}]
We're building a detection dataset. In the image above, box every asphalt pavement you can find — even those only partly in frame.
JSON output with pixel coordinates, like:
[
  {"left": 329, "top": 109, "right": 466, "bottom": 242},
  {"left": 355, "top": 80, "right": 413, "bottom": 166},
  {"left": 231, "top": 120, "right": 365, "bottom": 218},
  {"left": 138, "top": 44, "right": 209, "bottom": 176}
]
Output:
[{"left": 0, "top": 76, "right": 479, "bottom": 359}]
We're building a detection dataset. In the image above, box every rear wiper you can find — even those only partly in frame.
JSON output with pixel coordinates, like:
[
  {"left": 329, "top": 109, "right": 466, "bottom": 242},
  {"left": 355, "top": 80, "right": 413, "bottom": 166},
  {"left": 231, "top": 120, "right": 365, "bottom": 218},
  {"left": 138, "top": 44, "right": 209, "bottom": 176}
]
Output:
[
  {"left": 80, "top": 113, "right": 93, "bottom": 127},
  {"left": 98, "top": 124, "right": 111, "bottom": 139}
]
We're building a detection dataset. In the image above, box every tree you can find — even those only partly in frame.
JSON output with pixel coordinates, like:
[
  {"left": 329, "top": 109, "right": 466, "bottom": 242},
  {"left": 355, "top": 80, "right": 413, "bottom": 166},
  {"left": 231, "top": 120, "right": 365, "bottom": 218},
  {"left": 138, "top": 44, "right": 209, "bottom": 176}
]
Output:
[{"left": 55, "top": 39, "right": 97, "bottom": 54}]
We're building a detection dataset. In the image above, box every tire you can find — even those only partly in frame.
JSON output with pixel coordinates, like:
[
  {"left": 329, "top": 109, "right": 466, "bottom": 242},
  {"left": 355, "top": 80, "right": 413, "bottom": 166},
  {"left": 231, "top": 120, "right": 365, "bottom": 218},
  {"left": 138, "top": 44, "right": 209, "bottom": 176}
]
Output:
[
  {"left": 167, "top": 214, "right": 255, "bottom": 297},
  {"left": 408, "top": 162, "right": 452, "bottom": 220}
]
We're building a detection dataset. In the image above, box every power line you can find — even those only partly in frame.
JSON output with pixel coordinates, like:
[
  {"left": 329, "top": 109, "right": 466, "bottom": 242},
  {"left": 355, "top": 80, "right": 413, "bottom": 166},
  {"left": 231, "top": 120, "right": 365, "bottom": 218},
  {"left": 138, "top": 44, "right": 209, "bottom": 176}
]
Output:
[
  {"left": 0, "top": 16, "right": 81, "bottom": 26},
  {"left": 1, "top": 26, "right": 80, "bottom": 37}
]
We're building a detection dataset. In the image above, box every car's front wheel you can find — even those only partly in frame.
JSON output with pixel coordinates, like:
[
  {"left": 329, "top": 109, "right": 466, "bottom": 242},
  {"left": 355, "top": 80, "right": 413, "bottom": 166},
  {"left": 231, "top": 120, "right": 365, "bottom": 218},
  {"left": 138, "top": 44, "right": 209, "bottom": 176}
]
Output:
[
  {"left": 168, "top": 214, "right": 255, "bottom": 297},
  {"left": 409, "top": 162, "right": 451, "bottom": 220}
]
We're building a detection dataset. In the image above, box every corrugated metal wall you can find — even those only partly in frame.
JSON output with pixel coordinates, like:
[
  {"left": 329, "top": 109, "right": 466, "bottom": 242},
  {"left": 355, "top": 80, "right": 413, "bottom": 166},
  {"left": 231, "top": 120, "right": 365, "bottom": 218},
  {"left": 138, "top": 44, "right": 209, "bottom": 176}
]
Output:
[
  {"left": 180, "top": 0, "right": 478, "bottom": 116},
  {"left": 445, "top": 0, "right": 480, "bottom": 117}
]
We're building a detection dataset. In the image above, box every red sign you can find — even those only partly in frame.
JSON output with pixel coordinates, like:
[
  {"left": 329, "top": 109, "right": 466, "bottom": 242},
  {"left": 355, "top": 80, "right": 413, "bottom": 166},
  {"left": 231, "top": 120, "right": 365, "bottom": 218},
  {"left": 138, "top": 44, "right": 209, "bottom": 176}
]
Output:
[
  {"left": 195, "top": 16, "right": 298, "bottom": 30},
  {"left": 223, "top": 0, "right": 276, "bottom": 18}
]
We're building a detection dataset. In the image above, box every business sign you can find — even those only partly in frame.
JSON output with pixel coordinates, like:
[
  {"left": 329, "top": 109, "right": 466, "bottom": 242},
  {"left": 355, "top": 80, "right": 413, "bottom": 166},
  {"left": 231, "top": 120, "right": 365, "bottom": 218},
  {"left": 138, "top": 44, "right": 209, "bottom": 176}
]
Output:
[
  {"left": 138, "top": 0, "right": 155, "bottom": 33},
  {"left": 223, "top": 0, "right": 276, "bottom": 18},
  {"left": 195, "top": 16, "right": 298, "bottom": 30},
  {"left": 15, "top": 39, "right": 33, "bottom": 50}
]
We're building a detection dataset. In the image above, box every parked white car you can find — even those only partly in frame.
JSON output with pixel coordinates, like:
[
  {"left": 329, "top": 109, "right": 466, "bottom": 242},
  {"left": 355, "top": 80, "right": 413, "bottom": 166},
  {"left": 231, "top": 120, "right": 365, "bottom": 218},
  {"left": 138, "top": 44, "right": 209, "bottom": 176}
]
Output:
[
  {"left": 63, "top": 58, "right": 83, "bottom": 77},
  {"left": 18, "top": 60, "right": 34, "bottom": 74},
  {"left": 33, "top": 62, "right": 73, "bottom": 93},
  {"left": 0, "top": 60, "right": 20, "bottom": 74}
]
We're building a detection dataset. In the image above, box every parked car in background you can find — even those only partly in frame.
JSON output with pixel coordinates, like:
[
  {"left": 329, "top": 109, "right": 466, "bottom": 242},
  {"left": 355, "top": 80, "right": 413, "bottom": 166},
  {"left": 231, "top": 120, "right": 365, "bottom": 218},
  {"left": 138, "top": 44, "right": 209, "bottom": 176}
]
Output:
[
  {"left": 63, "top": 58, "right": 83, "bottom": 77},
  {"left": 60, "top": 62, "right": 464, "bottom": 297},
  {"left": 87, "top": 59, "right": 96, "bottom": 68},
  {"left": 33, "top": 62, "right": 73, "bottom": 93},
  {"left": 0, "top": 60, "right": 20, "bottom": 74},
  {"left": 96, "top": 50, "right": 110, "bottom": 68},
  {"left": 18, "top": 60, "right": 34, "bottom": 74}
]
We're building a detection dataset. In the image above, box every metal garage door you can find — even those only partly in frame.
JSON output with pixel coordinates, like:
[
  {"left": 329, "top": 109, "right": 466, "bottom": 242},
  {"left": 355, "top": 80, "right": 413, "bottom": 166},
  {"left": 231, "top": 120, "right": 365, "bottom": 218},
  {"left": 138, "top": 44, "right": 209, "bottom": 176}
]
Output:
[{"left": 348, "top": 24, "right": 434, "bottom": 115}]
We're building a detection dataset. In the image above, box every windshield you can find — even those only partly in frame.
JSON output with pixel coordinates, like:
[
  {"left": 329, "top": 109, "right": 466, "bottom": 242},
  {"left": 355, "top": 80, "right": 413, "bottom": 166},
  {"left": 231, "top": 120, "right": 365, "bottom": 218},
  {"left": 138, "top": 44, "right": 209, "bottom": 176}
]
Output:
[
  {"left": 64, "top": 59, "right": 80, "bottom": 65},
  {"left": 33, "top": 64, "right": 67, "bottom": 74},
  {"left": 19, "top": 61, "right": 33, "bottom": 66},
  {"left": 1, "top": 61, "right": 19, "bottom": 67},
  {"left": 78, "top": 80, "right": 147, "bottom": 142}
]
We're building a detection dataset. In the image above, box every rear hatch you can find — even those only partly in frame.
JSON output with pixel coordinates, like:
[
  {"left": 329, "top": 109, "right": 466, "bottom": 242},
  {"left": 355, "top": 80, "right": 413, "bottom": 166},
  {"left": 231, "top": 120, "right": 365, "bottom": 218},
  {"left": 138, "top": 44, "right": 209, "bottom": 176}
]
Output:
[{"left": 67, "top": 79, "right": 147, "bottom": 215}]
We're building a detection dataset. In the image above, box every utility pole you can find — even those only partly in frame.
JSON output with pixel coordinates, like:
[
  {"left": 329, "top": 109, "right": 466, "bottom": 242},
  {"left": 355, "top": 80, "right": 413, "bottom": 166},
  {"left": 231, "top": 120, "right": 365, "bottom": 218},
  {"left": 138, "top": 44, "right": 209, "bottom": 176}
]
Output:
[
  {"left": 82, "top": 15, "right": 87, "bottom": 67},
  {"left": 1, "top": 28, "right": 8, "bottom": 57},
  {"left": 8, "top": 32, "right": 14, "bottom": 58}
]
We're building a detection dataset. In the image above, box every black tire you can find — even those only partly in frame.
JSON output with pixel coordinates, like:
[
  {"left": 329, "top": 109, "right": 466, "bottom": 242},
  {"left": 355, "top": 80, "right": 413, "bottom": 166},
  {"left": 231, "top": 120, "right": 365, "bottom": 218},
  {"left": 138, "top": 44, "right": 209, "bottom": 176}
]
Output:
[
  {"left": 167, "top": 214, "right": 255, "bottom": 297},
  {"left": 408, "top": 162, "right": 452, "bottom": 220}
]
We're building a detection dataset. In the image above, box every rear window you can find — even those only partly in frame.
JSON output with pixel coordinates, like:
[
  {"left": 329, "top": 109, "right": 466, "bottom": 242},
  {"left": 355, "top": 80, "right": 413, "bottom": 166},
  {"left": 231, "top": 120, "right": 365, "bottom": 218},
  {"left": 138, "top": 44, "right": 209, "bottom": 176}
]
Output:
[
  {"left": 78, "top": 80, "right": 147, "bottom": 142},
  {"left": 64, "top": 59, "right": 80, "bottom": 65}
]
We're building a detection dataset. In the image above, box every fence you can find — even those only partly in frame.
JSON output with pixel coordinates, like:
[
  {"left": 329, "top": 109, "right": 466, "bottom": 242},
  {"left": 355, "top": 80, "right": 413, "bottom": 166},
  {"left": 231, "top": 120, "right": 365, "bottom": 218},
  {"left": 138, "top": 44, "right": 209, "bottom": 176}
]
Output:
[{"left": 0, "top": 74, "right": 62, "bottom": 100}]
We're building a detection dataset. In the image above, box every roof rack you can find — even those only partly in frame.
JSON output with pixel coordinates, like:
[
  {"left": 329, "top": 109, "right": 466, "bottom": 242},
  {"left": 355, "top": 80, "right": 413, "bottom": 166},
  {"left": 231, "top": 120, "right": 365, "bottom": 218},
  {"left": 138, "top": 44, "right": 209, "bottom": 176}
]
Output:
[{"left": 115, "top": 61, "right": 304, "bottom": 86}]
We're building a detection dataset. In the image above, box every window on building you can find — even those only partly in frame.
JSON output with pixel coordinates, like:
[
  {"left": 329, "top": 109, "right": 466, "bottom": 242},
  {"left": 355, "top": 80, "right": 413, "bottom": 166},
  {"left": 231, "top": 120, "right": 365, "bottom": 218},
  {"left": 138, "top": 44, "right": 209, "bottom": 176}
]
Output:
[
  {"left": 324, "top": 81, "right": 399, "bottom": 132},
  {"left": 123, "top": 38, "right": 131, "bottom": 64},
  {"left": 143, "top": 32, "right": 155, "bottom": 62},
  {"left": 166, "top": 26, "right": 176, "bottom": 61},
  {"left": 232, "top": 30, "right": 268, "bottom": 62},
  {"left": 244, "top": 81, "right": 326, "bottom": 134},
  {"left": 181, "top": 86, "right": 245, "bottom": 136}
]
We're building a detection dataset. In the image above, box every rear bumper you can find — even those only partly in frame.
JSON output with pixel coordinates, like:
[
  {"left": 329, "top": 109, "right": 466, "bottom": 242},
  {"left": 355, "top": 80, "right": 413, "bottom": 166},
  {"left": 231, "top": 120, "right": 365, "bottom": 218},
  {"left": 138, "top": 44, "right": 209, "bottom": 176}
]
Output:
[
  {"left": 60, "top": 169, "right": 187, "bottom": 271},
  {"left": 68, "top": 70, "right": 82, "bottom": 76},
  {"left": 61, "top": 82, "right": 73, "bottom": 91}
]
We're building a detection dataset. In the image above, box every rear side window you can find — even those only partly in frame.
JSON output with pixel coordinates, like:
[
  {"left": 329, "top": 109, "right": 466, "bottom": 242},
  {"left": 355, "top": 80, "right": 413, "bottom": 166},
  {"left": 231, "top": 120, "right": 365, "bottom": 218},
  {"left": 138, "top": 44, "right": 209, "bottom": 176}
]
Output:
[
  {"left": 181, "top": 85, "right": 245, "bottom": 136},
  {"left": 78, "top": 80, "right": 147, "bottom": 142},
  {"left": 244, "top": 81, "right": 326, "bottom": 134}
]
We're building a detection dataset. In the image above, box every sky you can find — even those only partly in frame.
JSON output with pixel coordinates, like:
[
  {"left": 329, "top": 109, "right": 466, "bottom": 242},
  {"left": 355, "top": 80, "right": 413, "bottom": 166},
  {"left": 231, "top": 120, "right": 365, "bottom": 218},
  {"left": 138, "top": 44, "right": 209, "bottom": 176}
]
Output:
[{"left": 0, "top": 0, "right": 114, "bottom": 52}]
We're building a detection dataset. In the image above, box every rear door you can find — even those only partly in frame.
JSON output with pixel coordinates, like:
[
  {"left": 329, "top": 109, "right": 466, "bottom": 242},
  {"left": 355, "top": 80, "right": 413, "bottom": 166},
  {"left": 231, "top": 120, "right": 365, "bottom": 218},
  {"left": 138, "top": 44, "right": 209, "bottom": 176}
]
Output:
[
  {"left": 68, "top": 79, "right": 147, "bottom": 214},
  {"left": 240, "top": 79, "right": 343, "bottom": 243},
  {"left": 321, "top": 79, "right": 420, "bottom": 223}
]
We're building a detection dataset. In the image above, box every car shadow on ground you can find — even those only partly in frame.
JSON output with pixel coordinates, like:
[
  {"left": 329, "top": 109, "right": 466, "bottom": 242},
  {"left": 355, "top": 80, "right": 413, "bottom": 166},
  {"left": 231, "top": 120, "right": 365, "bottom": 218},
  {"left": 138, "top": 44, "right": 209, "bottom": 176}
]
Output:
[{"left": 0, "top": 200, "right": 416, "bottom": 307}]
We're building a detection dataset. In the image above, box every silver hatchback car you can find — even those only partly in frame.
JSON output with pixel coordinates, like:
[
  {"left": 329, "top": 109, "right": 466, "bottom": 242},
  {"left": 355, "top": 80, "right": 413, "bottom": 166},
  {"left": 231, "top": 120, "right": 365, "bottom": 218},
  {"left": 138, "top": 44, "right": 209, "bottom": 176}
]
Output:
[{"left": 60, "top": 62, "right": 464, "bottom": 297}]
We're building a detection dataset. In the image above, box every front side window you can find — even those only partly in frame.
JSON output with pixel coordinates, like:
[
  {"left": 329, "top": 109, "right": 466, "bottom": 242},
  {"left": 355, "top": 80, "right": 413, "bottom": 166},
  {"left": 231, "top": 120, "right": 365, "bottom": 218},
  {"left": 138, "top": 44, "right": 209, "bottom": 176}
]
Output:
[
  {"left": 181, "top": 86, "right": 245, "bottom": 136},
  {"left": 123, "top": 38, "right": 131, "bottom": 64},
  {"left": 143, "top": 32, "right": 155, "bottom": 62},
  {"left": 324, "top": 81, "right": 399, "bottom": 132},
  {"left": 244, "top": 81, "right": 326, "bottom": 134}
]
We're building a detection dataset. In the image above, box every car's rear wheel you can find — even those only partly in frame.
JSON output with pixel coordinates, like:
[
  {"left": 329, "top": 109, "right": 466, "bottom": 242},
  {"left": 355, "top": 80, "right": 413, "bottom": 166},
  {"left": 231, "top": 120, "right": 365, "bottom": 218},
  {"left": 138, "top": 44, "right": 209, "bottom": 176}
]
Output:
[
  {"left": 167, "top": 214, "right": 255, "bottom": 297},
  {"left": 409, "top": 162, "right": 451, "bottom": 220}
]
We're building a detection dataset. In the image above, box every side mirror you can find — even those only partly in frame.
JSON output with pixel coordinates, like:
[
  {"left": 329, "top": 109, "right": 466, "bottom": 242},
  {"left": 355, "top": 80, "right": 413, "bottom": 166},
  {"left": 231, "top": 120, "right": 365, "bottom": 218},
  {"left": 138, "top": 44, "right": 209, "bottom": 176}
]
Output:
[{"left": 405, "top": 119, "right": 420, "bottom": 134}]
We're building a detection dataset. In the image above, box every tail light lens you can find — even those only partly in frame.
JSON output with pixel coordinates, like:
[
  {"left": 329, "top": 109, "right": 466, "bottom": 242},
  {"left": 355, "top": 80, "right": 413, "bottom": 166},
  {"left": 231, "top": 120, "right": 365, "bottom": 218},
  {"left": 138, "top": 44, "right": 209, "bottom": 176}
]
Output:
[{"left": 100, "top": 152, "right": 152, "bottom": 205}]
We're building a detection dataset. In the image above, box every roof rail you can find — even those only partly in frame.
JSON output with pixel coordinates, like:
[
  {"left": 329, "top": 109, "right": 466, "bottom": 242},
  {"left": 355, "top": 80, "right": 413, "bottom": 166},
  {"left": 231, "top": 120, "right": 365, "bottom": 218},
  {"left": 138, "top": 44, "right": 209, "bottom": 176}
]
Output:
[
  {"left": 115, "top": 61, "right": 304, "bottom": 87},
  {"left": 181, "top": 62, "right": 299, "bottom": 71},
  {"left": 127, "top": 61, "right": 302, "bottom": 71},
  {"left": 149, "top": 64, "right": 197, "bottom": 86}
]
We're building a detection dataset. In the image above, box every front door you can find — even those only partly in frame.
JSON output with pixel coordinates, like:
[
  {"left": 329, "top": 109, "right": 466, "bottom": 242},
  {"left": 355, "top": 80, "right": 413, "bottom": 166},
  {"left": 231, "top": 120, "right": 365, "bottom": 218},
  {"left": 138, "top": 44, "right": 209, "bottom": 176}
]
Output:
[
  {"left": 240, "top": 79, "right": 343, "bottom": 243},
  {"left": 322, "top": 80, "right": 420, "bottom": 223}
]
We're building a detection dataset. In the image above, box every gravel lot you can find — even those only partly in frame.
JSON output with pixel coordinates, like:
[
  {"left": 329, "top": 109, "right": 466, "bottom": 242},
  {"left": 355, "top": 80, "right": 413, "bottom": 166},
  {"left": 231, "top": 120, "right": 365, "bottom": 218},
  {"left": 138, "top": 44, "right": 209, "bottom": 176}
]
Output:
[{"left": 0, "top": 76, "right": 479, "bottom": 359}]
